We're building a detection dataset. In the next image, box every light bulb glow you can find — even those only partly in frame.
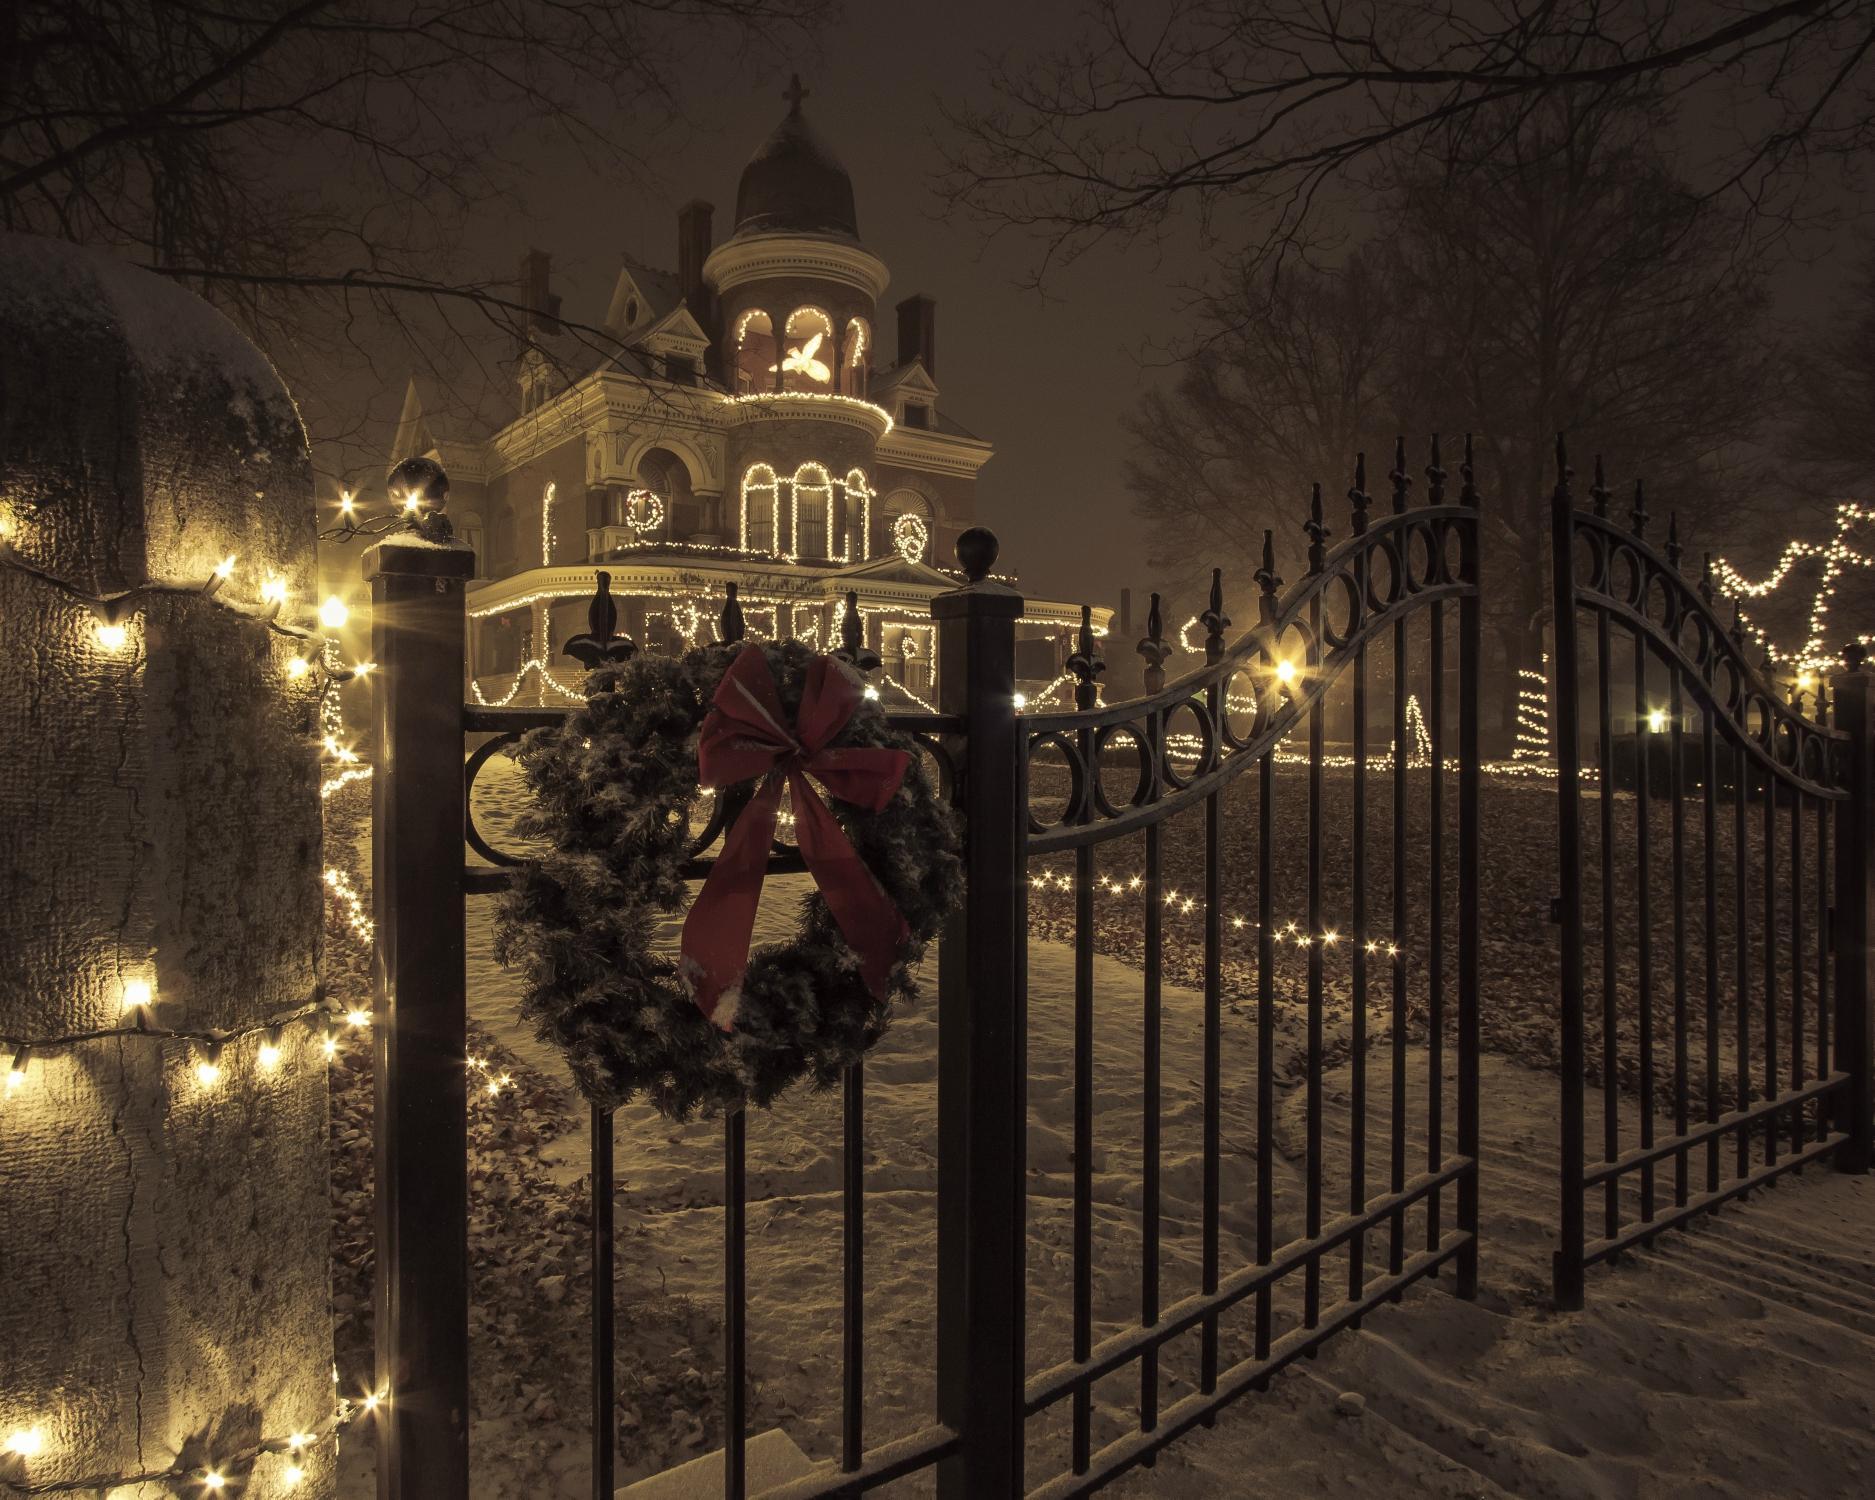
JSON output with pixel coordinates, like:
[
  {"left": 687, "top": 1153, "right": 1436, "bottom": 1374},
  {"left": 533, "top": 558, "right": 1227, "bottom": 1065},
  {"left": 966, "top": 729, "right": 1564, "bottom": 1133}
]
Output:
[
  {"left": 346, "top": 1009, "right": 370, "bottom": 1028},
  {"left": 284, "top": 1463, "right": 305, "bottom": 1486},
  {"left": 321, "top": 1035, "right": 338, "bottom": 1059},
  {"left": 1647, "top": 708, "right": 1667, "bottom": 733},
  {"left": 203, "top": 1470, "right": 226, "bottom": 1491},
  {"left": 260, "top": 575, "right": 289, "bottom": 607},
  {"left": 215, "top": 555, "right": 237, "bottom": 580},
  {"left": 122, "top": 978, "right": 153, "bottom": 1011},
  {"left": 318, "top": 596, "right": 349, "bottom": 630},
  {"left": 351, "top": 661, "right": 376, "bottom": 678},
  {"left": 1012, "top": 692, "right": 1027, "bottom": 710},
  {"left": 286, "top": 656, "right": 311, "bottom": 679},
  {"left": 339, "top": 491, "right": 355, "bottom": 514},
  {"left": 195, "top": 1059, "right": 222, "bottom": 1088},
  {"left": 6, "top": 1427, "right": 43, "bottom": 1457},
  {"left": 1274, "top": 659, "right": 1298, "bottom": 685},
  {"left": 5, "top": 1069, "right": 23, "bottom": 1093},
  {"left": 95, "top": 620, "right": 128, "bottom": 651},
  {"left": 258, "top": 1039, "right": 282, "bottom": 1069}
]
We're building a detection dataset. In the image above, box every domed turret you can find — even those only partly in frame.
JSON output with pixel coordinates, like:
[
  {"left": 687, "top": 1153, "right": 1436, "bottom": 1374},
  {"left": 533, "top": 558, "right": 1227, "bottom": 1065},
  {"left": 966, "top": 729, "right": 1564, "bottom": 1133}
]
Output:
[{"left": 733, "top": 75, "right": 858, "bottom": 240}]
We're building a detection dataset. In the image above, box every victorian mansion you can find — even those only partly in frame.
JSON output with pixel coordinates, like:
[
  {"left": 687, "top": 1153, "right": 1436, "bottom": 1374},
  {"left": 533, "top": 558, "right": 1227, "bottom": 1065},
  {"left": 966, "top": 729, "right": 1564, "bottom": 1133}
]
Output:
[{"left": 386, "top": 79, "right": 1108, "bottom": 708}]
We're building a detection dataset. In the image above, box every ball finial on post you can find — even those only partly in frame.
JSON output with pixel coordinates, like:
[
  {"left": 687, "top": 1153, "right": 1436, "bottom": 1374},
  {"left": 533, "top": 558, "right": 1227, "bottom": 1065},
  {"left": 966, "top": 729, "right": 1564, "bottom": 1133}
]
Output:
[{"left": 955, "top": 526, "right": 999, "bottom": 583}]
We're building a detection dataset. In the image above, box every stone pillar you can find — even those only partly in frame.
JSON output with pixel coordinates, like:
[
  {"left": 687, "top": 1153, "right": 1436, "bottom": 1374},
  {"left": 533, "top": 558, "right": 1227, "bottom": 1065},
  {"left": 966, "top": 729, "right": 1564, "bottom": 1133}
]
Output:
[{"left": 0, "top": 236, "right": 332, "bottom": 1497}]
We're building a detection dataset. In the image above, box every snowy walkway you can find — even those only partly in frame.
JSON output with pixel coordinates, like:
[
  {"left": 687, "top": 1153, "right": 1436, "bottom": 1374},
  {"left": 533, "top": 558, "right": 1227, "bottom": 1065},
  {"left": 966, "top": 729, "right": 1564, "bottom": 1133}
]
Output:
[{"left": 454, "top": 760, "right": 1875, "bottom": 1498}]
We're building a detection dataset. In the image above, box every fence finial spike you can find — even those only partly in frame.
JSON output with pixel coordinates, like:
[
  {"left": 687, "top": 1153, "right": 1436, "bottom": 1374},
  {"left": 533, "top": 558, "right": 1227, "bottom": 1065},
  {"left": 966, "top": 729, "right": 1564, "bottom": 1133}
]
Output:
[
  {"left": 1348, "top": 452, "right": 1370, "bottom": 535},
  {"left": 1666, "top": 512, "right": 1683, "bottom": 567},
  {"left": 1305, "top": 482, "right": 1330, "bottom": 574},
  {"left": 1731, "top": 597, "right": 1746, "bottom": 644},
  {"left": 563, "top": 569, "right": 637, "bottom": 669},
  {"left": 1390, "top": 436, "right": 1411, "bottom": 513},
  {"left": 1201, "top": 567, "right": 1230, "bottom": 662},
  {"left": 1067, "top": 602, "right": 1105, "bottom": 706},
  {"left": 1700, "top": 551, "right": 1715, "bottom": 605},
  {"left": 1137, "top": 590, "right": 1172, "bottom": 693},
  {"left": 833, "top": 589, "right": 880, "bottom": 674},
  {"left": 1460, "top": 433, "right": 1479, "bottom": 507},
  {"left": 1630, "top": 478, "right": 1649, "bottom": 538},
  {"left": 718, "top": 580, "right": 746, "bottom": 645},
  {"left": 1552, "top": 435, "right": 1574, "bottom": 506},
  {"left": 1589, "top": 456, "right": 1610, "bottom": 518},
  {"left": 1425, "top": 434, "right": 1446, "bottom": 505},
  {"left": 1255, "top": 528, "right": 1283, "bottom": 623}
]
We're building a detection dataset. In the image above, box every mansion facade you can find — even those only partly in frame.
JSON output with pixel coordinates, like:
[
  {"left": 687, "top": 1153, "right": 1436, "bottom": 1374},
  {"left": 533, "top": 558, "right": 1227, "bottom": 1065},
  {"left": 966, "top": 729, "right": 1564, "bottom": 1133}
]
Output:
[{"left": 388, "top": 78, "right": 1108, "bottom": 708}]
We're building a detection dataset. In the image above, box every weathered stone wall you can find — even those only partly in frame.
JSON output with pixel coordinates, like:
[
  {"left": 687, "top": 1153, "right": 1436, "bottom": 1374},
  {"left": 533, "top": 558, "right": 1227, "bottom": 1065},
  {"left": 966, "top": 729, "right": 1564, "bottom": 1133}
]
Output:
[{"left": 0, "top": 235, "right": 331, "bottom": 1498}]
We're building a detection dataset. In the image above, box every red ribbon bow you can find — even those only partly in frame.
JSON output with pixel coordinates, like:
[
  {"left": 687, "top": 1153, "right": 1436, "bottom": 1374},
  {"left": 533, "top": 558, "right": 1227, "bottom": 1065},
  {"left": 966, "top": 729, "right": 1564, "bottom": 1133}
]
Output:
[{"left": 680, "top": 648, "right": 911, "bottom": 1030}]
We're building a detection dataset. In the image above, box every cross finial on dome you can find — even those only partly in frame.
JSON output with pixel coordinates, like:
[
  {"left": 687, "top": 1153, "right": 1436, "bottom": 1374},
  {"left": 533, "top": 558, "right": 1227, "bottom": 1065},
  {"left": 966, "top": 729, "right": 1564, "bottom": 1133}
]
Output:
[{"left": 783, "top": 73, "right": 809, "bottom": 113}]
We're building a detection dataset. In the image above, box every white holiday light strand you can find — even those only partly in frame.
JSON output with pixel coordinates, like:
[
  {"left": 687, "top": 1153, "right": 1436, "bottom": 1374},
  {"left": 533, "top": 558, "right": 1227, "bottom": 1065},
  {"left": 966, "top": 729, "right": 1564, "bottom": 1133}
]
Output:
[
  {"left": 1026, "top": 868, "right": 1405, "bottom": 959},
  {"left": 2, "top": 1397, "right": 367, "bottom": 1497},
  {"left": 1513, "top": 659, "right": 1551, "bottom": 763},
  {"left": 1709, "top": 501, "right": 1875, "bottom": 673}
]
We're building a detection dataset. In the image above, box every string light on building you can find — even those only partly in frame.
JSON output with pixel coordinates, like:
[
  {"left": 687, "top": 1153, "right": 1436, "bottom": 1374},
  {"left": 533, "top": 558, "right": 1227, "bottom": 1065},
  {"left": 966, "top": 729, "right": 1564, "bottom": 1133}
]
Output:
[
  {"left": 318, "top": 595, "right": 350, "bottom": 630},
  {"left": 892, "top": 511, "right": 928, "bottom": 563}
]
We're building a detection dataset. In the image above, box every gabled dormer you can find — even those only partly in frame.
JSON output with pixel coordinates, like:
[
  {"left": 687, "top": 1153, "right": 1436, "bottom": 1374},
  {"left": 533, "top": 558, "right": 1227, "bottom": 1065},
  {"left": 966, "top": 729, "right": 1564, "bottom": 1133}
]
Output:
[
  {"left": 870, "top": 359, "right": 940, "bottom": 430},
  {"left": 604, "top": 260, "right": 711, "bottom": 383}
]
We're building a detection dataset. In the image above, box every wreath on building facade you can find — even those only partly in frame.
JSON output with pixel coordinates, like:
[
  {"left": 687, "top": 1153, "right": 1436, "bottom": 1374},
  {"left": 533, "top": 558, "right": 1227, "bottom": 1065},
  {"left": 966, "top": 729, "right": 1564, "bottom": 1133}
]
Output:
[{"left": 493, "top": 638, "right": 962, "bottom": 1119}]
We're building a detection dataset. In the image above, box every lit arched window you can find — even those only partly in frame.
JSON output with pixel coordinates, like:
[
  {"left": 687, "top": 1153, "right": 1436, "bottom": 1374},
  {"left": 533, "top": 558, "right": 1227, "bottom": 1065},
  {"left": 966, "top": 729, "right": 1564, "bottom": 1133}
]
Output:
[
  {"left": 741, "top": 464, "right": 778, "bottom": 553},
  {"left": 841, "top": 318, "right": 869, "bottom": 396},
  {"left": 792, "top": 462, "right": 834, "bottom": 559},
  {"left": 735, "top": 309, "right": 775, "bottom": 395},
  {"left": 842, "top": 468, "right": 872, "bottom": 560},
  {"left": 779, "top": 307, "right": 835, "bottom": 391}
]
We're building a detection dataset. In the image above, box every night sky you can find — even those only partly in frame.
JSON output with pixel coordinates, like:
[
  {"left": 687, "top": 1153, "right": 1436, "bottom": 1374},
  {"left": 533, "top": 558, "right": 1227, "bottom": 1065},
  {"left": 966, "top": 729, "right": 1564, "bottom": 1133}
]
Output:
[
  {"left": 440, "top": 0, "right": 1208, "bottom": 621},
  {"left": 388, "top": 1, "right": 1859, "bottom": 623}
]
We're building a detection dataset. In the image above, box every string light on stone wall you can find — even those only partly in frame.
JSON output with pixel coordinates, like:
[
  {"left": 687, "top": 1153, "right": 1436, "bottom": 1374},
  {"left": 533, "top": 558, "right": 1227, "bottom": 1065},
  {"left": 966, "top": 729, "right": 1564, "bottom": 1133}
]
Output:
[{"left": 1, "top": 1399, "right": 370, "bottom": 1496}]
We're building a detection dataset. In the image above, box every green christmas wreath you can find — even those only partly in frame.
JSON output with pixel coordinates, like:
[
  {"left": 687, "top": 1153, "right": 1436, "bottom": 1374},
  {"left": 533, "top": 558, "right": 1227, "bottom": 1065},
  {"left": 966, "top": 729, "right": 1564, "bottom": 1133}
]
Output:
[{"left": 493, "top": 640, "right": 962, "bottom": 1119}]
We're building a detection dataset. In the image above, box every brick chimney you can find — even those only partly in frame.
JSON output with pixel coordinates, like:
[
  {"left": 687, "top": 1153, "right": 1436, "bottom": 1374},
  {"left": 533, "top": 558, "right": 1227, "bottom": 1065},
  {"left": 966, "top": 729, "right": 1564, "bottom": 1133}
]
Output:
[
  {"left": 519, "top": 248, "right": 561, "bottom": 332},
  {"left": 896, "top": 293, "right": 936, "bottom": 376},
  {"left": 678, "top": 200, "right": 714, "bottom": 323}
]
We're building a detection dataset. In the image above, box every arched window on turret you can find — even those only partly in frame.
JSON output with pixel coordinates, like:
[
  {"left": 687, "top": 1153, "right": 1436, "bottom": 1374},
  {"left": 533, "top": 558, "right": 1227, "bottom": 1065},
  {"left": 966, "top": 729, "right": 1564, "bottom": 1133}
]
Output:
[
  {"left": 841, "top": 318, "right": 869, "bottom": 397},
  {"left": 842, "top": 468, "right": 871, "bottom": 560},
  {"left": 780, "top": 307, "right": 835, "bottom": 392},
  {"left": 741, "top": 463, "right": 778, "bottom": 553},
  {"left": 792, "top": 462, "right": 834, "bottom": 559},
  {"left": 734, "top": 310, "right": 775, "bottom": 395}
]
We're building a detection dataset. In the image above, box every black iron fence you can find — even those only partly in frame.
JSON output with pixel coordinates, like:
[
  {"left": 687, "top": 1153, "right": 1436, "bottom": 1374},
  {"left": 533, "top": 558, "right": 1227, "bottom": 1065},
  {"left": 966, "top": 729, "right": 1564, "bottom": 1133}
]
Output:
[
  {"left": 1549, "top": 442, "right": 1874, "bottom": 1309},
  {"left": 360, "top": 437, "right": 1870, "bottom": 1500}
]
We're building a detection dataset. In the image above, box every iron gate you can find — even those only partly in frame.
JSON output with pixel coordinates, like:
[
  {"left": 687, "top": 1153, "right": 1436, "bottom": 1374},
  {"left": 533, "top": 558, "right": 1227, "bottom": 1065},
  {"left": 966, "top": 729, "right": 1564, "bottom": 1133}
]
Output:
[
  {"left": 1548, "top": 441, "right": 1874, "bottom": 1309},
  {"left": 360, "top": 435, "right": 1868, "bottom": 1499}
]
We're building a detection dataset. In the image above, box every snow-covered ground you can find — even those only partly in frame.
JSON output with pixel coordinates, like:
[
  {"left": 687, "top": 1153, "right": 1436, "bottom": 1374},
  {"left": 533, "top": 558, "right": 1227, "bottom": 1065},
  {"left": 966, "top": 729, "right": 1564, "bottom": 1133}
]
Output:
[{"left": 339, "top": 756, "right": 1875, "bottom": 1498}]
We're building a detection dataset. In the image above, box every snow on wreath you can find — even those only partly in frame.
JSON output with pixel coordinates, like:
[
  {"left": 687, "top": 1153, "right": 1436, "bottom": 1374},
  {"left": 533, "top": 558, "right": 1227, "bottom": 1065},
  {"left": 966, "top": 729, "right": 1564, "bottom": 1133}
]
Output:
[{"left": 493, "top": 639, "right": 962, "bottom": 1120}]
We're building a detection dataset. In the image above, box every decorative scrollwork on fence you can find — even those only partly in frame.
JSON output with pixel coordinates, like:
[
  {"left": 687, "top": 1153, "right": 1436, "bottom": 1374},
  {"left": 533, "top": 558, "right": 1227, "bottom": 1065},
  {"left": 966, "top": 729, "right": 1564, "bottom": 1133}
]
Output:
[
  {"left": 1559, "top": 445, "right": 1847, "bottom": 800},
  {"left": 1023, "top": 444, "right": 1479, "bottom": 854}
]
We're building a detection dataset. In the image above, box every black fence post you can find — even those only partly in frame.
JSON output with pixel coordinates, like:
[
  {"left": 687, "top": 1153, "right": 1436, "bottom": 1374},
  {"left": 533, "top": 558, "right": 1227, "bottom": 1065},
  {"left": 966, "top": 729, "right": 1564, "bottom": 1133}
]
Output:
[
  {"left": 1832, "top": 646, "right": 1873, "bottom": 1173},
  {"left": 365, "top": 520, "right": 476, "bottom": 1500},
  {"left": 933, "top": 527, "right": 1026, "bottom": 1500},
  {"left": 1455, "top": 443, "right": 1482, "bottom": 1299},
  {"left": 1548, "top": 442, "right": 1588, "bottom": 1311}
]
